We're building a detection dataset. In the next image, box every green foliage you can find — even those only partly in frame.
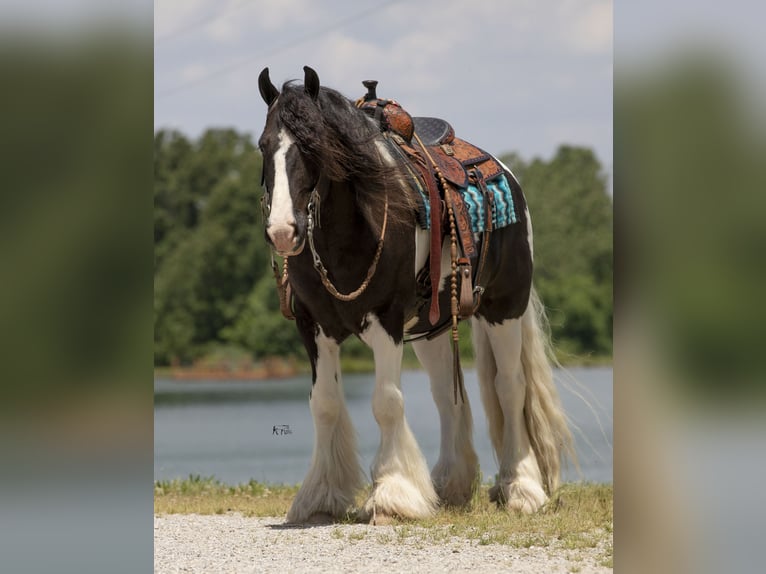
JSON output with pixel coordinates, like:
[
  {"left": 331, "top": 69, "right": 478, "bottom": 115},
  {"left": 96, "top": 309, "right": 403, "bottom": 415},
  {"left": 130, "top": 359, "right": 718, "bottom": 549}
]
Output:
[
  {"left": 154, "top": 128, "right": 274, "bottom": 364},
  {"left": 619, "top": 57, "right": 766, "bottom": 398},
  {"left": 154, "top": 128, "right": 612, "bottom": 367},
  {"left": 220, "top": 274, "right": 303, "bottom": 359}
]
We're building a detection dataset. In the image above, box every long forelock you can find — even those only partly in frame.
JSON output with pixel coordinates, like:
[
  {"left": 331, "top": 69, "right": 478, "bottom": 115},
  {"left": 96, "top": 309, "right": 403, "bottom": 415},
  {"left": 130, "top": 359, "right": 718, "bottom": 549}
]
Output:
[{"left": 277, "top": 84, "right": 386, "bottom": 178}]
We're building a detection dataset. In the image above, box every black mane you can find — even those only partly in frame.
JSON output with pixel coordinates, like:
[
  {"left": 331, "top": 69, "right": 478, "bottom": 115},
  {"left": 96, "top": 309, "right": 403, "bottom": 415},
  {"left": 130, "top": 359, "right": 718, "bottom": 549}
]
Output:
[{"left": 273, "top": 82, "right": 412, "bottom": 225}]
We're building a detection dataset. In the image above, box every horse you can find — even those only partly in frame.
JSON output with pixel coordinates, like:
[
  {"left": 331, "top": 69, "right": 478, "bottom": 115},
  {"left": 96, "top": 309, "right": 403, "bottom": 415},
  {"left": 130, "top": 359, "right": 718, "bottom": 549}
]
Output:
[{"left": 257, "top": 66, "right": 573, "bottom": 524}]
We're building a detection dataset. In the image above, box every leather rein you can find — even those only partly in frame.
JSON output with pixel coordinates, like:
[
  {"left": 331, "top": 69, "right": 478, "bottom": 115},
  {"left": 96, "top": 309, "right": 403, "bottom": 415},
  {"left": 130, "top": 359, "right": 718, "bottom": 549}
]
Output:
[
  {"left": 306, "top": 187, "right": 389, "bottom": 301},
  {"left": 265, "top": 185, "right": 389, "bottom": 320}
]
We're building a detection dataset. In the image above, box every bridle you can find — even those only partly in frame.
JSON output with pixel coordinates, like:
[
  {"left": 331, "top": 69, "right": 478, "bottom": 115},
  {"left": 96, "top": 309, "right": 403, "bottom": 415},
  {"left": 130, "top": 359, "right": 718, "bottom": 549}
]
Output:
[
  {"left": 305, "top": 186, "right": 389, "bottom": 302},
  {"left": 262, "top": 176, "right": 389, "bottom": 318},
  {"left": 260, "top": 186, "right": 295, "bottom": 320}
]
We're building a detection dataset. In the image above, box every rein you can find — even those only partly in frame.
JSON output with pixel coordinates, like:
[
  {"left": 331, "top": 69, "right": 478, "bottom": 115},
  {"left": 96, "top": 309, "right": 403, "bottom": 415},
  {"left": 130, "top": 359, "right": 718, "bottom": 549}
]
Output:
[
  {"left": 306, "top": 188, "right": 389, "bottom": 301},
  {"left": 268, "top": 185, "right": 389, "bottom": 316}
]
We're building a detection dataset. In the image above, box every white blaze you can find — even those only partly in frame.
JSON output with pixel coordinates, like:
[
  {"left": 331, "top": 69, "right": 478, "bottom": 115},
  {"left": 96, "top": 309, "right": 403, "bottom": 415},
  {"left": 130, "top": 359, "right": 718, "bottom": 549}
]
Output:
[{"left": 269, "top": 129, "right": 296, "bottom": 229}]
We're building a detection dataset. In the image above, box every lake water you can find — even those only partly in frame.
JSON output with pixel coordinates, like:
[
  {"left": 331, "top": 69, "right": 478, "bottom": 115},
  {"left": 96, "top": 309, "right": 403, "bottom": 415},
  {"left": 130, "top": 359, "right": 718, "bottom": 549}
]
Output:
[{"left": 155, "top": 367, "right": 612, "bottom": 485}]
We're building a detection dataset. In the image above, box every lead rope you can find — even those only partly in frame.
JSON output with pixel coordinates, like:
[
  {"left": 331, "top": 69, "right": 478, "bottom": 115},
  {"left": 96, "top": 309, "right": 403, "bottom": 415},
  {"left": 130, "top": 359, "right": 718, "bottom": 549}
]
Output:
[
  {"left": 412, "top": 133, "right": 466, "bottom": 405},
  {"left": 270, "top": 250, "right": 294, "bottom": 320},
  {"left": 268, "top": 186, "right": 389, "bottom": 317}
]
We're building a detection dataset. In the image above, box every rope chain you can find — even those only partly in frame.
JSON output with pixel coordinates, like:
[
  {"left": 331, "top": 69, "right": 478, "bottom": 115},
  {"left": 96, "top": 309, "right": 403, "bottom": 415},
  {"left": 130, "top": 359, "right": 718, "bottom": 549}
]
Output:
[{"left": 307, "top": 189, "right": 389, "bottom": 302}]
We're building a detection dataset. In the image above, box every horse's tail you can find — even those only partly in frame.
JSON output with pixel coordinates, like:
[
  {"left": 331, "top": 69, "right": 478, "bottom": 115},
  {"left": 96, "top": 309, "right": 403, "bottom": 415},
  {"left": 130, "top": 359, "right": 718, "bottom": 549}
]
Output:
[{"left": 521, "top": 287, "right": 576, "bottom": 494}]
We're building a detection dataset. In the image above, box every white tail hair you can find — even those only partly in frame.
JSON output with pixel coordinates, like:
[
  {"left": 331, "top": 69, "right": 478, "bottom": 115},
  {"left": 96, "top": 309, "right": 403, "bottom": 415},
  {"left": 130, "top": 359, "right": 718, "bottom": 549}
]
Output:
[{"left": 521, "top": 287, "right": 576, "bottom": 494}]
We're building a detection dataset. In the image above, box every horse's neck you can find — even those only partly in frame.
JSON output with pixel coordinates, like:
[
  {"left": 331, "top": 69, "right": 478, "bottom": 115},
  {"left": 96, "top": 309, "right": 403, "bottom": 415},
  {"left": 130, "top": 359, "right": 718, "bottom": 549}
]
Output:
[{"left": 318, "top": 180, "right": 373, "bottom": 241}]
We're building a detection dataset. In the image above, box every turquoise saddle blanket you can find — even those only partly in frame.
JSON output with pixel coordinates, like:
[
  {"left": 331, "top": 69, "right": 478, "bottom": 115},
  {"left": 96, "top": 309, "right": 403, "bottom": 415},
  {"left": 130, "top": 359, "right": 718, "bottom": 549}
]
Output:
[{"left": 416, "top": 172, "right": 518, "bottom": 233}]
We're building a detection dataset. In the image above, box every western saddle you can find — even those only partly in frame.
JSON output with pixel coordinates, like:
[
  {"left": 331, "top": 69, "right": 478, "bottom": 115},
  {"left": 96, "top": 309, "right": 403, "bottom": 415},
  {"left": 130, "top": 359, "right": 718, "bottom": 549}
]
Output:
[{"left": 356, "top": 80, "right": 505, "bottom": 331}]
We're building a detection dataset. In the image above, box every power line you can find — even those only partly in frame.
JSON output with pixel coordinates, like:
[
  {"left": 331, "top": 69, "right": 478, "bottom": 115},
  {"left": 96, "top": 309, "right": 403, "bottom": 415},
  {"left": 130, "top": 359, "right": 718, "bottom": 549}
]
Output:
[{"left": 156, "top": 0, "right": 401, "bottom": 100}]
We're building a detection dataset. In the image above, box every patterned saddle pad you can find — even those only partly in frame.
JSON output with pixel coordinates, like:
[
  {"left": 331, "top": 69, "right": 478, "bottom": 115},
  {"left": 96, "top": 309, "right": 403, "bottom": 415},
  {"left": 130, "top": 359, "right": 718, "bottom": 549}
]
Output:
[{"left": 415, "top": 172, "right": 518, "bottom": 233}]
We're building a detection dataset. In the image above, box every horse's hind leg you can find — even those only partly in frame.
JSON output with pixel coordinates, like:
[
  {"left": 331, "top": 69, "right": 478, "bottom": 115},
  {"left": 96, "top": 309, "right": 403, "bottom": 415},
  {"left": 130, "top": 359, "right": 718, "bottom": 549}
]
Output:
[
  {"left": 472, "top": 315, "right": 548, "bottom": 513},
  {"left": 360, "top": 314, "right": 438, "bottom": 522},
  {"left": 413, "top": 331, "right": 478, "bottom": 506},
  {"left": 286, "top": 323, "right": 364, "bottom": 524}
]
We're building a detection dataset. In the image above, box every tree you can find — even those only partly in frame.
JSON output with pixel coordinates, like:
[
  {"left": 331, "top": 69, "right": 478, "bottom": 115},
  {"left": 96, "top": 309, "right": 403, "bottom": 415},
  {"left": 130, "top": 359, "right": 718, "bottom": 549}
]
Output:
[
  {"left": 154, "top": 128, "right": 274, "bottom": 365},
  {"left": 154, "top": 128, "right": 613, "bottom": 366}
]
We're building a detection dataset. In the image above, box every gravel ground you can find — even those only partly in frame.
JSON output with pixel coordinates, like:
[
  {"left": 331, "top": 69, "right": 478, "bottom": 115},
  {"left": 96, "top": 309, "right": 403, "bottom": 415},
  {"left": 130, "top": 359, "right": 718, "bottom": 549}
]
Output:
[{"left": 154, "top": 514, "right": 612, "bottom": 573}]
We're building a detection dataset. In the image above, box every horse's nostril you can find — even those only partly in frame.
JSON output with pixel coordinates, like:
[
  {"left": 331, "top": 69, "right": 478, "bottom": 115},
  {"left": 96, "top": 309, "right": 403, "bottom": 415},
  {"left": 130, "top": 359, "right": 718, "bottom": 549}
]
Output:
[{"left": 268, "top": 225, "right": 297, "bottom": 254}]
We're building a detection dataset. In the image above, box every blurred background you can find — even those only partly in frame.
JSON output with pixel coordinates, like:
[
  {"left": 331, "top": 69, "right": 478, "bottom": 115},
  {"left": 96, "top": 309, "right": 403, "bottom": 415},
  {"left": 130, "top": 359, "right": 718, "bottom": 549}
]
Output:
[
  {"left": 615, "top": 2, "right": 766, "bottom": 574},
  {"left": 0, "top": 1, "right": 153, "bottom": 573}
]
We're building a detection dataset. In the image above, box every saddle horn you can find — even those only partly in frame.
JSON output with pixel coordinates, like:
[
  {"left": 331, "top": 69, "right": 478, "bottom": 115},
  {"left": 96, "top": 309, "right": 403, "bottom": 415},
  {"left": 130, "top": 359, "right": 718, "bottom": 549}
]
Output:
[
  {"left": 258, "top": 67, "right": 279, "bottom": 107},
  {"left": 303, "top": 66, "right": 320, "bottom": 101}
]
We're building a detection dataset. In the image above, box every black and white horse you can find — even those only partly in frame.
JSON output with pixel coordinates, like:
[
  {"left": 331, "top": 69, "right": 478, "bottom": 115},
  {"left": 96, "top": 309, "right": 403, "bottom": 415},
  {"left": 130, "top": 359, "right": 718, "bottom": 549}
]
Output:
[{"left": 257, "top": 66, "right": 573, "bottom": 524}]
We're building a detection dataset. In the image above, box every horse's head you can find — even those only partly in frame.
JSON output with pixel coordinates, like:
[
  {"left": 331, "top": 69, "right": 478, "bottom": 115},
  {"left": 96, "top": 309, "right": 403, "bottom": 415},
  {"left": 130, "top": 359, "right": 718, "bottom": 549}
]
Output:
[{"left": 257, "top": 66, "right": 322, "bottom": 257}]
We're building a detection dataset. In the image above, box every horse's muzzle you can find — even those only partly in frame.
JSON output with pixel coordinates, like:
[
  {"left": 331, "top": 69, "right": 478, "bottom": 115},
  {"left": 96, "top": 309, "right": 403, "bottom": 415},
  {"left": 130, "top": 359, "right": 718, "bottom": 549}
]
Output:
[{"left": 267, "top": 224, "right": 305, "bottom": 256}]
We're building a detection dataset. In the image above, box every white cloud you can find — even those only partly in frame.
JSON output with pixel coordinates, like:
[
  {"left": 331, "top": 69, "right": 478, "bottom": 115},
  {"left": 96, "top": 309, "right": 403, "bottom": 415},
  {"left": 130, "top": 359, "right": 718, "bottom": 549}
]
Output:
[
  {"left": 312, "top": 33, "right": 380, "bottom": 83},
  {"left": 154, "top": 0, "right": 208, "bottom": 40},
  {"left": 205, "top": 14, "right": 240, "bottom": 44},
  {"left": 180, "top": 63, "right": 209, "bottom": 82},
  {"left": 156, "top": 0, "right": 313, "bottom": 44},
  {"left": 252, "top": 0, "right": 317, "bottom": 31},
  {"left": 563, "top": 0, "right": 613, "bottom": 54},
  {"left": 155, "top": 0, "right": 614, "bottom": 165}
]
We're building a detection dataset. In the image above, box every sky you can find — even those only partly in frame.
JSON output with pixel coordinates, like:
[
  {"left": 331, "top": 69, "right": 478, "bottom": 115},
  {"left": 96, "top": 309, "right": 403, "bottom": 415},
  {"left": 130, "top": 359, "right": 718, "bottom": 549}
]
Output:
[{"left": 155, "top": 0, "right": 613, "bottom": 169}]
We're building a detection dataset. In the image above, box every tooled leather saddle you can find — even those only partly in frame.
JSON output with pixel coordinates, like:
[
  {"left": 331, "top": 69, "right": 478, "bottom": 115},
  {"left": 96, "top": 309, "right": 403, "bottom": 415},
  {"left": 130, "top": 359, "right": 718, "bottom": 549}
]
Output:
[{"left": 356, "top": 80, "right": 508, "bottom": 326}]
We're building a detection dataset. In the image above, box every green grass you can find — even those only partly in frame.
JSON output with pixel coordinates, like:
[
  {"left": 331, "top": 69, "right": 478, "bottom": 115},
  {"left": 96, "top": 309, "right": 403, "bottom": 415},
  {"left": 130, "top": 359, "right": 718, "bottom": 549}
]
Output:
[
  {"left": 409, "top": 482, "right": 613, "bottom": 550},
  {"left": 154, "top": 475, "right": 300, "bottom": 517},
  {"left": 155, "top": 476, "right": 612, "bottom": 558}
]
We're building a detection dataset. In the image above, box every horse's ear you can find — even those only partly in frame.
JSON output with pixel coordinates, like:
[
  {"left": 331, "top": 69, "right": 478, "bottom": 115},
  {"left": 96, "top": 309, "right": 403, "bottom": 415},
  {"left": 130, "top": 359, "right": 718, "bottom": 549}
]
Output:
[
  {"left": 258, "top": 67, "right": 279, "bottom": 107},
  {"left": 303, "top": 66, "right": 320, "bottom": 101}
]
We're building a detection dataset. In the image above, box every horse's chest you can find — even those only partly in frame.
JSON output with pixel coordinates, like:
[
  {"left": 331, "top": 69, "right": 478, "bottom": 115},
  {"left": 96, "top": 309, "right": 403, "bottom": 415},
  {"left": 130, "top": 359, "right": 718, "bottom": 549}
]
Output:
[{"left": 288, "top": 265, "right": 374, "bottom": 332}]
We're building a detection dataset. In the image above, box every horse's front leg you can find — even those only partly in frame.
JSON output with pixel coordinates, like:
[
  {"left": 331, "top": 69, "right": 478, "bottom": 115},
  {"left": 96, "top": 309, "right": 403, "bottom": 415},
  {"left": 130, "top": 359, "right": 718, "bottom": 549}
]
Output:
[
  {"left": 286, "top": 314, "right": 364, "bottom": 524},
  {"left": 359, "top": 313, "right": 438, "bottom": 523}
]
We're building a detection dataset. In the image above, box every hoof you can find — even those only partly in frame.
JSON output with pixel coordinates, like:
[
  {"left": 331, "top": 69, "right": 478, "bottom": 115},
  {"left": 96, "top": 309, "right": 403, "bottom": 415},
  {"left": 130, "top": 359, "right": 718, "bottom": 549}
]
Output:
[
  {"left": 436, "top": 487, "right": 472, "bottom": 508},
  {"left": 358, "top": 475, "right": 437, "bottom": 522},
  {"left": 490, "top": 478, "right": 548, "bottom": 514},
  {"left": 433, "top": 475, "right": 475, "bottom": 508},
  {"left": 431, "top": 455, "right": 478, "bottom": 509},
  {"left": 304, "top": 512, "right": 336, "bottom": 525}
]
